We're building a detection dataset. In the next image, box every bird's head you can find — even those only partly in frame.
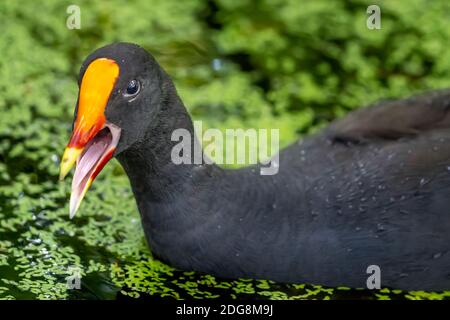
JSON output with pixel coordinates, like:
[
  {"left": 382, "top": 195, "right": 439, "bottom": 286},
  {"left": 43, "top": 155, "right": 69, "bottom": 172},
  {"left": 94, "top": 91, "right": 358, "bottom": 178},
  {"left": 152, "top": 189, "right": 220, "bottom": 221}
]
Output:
[{"left": 59, "top": 42, "right": 163, "bottom": 218}]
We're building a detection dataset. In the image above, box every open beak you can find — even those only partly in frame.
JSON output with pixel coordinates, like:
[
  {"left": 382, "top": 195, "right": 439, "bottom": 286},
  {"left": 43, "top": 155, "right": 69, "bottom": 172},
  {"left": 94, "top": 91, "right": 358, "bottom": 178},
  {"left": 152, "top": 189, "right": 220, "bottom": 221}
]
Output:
[{"left": 59, "top": 58, "right": 120, "bottom": 218}]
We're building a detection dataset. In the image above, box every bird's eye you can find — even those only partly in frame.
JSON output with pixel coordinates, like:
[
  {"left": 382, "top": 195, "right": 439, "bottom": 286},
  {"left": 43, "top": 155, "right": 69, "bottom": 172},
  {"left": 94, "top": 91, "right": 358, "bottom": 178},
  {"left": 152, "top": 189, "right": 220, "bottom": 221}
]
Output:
[{"left": 125, "top": 79, "right": 140, "bottom": 96}]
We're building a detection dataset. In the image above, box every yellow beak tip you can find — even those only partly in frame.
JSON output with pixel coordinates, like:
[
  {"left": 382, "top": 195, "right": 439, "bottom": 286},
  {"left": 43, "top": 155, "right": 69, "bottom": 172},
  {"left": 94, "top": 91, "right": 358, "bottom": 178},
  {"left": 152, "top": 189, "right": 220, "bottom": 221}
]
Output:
[
  {"left": 59, "top": 165, "right": 71, "bottom": 181},
  {"left": 59, "top": 147, "right": 82, "bottom": 181}
]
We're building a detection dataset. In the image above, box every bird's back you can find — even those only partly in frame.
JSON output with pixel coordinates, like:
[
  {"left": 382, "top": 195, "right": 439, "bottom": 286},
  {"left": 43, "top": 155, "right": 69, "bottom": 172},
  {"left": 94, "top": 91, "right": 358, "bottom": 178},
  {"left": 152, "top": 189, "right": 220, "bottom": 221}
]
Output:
[{"left": 214, "top": 90, "right": 450, "bottom": 290}]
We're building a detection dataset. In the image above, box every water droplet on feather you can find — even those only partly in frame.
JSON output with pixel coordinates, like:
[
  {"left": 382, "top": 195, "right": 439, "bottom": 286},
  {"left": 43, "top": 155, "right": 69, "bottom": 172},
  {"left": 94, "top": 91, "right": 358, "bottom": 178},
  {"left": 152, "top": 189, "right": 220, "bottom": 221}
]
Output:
[{"left": 433, "top": 253, "right": 442, "bottom": 259}]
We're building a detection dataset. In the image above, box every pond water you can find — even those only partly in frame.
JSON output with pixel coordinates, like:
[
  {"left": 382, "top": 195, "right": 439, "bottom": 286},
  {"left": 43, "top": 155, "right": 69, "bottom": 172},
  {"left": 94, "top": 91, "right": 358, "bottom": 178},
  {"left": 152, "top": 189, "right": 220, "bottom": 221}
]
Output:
[{"left": 0, "top": 121, "right": 449, "bottom": 300}]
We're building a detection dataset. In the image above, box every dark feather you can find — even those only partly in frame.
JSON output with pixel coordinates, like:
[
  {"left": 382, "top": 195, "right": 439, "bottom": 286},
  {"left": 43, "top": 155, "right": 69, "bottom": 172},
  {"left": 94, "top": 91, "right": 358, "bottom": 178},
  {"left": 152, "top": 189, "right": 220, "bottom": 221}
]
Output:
[{"left": 83, "top": 43, "right": 450, "bottom": 291}]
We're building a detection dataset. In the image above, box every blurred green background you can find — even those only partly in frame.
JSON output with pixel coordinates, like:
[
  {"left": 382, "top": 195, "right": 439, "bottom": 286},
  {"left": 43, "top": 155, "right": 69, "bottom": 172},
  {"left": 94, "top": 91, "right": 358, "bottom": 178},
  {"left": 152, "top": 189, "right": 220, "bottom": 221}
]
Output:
[{"left": 1, "top": 0, "right": 450, "bottom": 300}]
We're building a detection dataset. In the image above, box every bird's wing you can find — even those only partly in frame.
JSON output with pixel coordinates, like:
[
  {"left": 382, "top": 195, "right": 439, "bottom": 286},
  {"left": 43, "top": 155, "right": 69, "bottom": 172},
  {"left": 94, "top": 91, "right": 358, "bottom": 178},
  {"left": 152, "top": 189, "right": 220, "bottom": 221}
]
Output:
[{"left": 327, "top": 90, "right": 450, "bottom": 144}]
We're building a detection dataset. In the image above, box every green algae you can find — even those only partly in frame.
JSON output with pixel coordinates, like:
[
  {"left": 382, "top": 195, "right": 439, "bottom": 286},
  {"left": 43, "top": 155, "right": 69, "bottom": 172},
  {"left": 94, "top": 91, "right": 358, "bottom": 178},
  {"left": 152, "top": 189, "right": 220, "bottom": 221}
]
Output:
[{"left": 1, "top": 0, "right": 450, "bottom": 300}]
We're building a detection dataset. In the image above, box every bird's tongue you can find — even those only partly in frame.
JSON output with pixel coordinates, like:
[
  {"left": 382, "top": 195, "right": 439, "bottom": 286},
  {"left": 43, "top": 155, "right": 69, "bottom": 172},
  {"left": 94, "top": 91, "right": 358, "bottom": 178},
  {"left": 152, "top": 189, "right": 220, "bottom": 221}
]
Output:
[
  {"left": 73, "top": 129, "right": 110, "bottom": 186},
  {"left": 70, "top": 124, "right": 121, "bottom": 218}
]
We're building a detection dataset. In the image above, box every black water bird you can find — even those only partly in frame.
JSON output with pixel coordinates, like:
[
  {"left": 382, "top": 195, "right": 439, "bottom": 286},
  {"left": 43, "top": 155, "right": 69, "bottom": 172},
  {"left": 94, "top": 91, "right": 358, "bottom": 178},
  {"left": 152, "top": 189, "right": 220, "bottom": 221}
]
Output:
[{"left": 59, "top": 43, "right": 450, "bottom": 291}]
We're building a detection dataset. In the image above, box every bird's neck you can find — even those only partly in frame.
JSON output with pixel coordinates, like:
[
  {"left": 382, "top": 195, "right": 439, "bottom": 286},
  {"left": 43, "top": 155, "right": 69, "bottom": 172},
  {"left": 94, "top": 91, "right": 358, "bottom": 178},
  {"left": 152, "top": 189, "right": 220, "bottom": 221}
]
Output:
[
  {"left": 116, "top": 79, "right": 210, "bottom": 202},
  {"left": 115, "top": 79, "right": 227, "bottom": 266}
]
